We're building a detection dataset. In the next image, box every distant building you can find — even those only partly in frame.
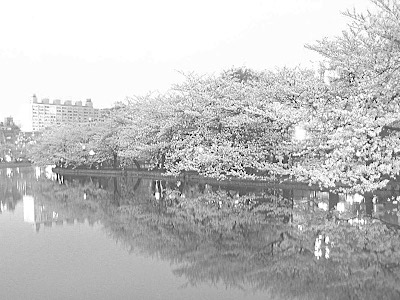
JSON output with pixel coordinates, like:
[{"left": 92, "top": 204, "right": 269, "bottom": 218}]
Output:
[
  {"left": 31, "top": 95, "right": 111, "bottom": 132},
  {"left": 0, "top": 117, "right": 21, "bottom": 161},
  {"left": 0, "top": 117, "right": 21, "bottom": 143}
]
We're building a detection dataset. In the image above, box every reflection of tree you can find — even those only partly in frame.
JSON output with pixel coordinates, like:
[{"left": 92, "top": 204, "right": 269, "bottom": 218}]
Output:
[
  {"left": 105, "top": 191, "right": 400, "bottom": 299},
  {"left": 0, "top": 168, "right": 34, "bottom": 212},
  {"left": 21, "top": 171, "right": 400, "bottom": 299}
]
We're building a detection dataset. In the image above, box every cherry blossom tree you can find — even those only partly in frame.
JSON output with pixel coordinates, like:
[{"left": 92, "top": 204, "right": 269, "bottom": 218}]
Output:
[{"left": 301, "top": 0, "right": 400, "bottom": 192}]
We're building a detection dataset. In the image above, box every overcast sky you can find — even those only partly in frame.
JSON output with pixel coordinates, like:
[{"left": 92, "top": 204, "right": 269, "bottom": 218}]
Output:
[{"left": 0, "top": 0, "right": 373, "bottom": 130}]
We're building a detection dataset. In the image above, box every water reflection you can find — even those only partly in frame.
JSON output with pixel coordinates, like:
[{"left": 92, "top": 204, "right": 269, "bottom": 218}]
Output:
[
  {"left": 1, "top": 166, "right": 400, "bottom": 299},
  {"left": 314, "top": 234, "right": 331, "bottom": 260},
  {"left": 0, "top": 167, "right": 28, "bottom": 213}
]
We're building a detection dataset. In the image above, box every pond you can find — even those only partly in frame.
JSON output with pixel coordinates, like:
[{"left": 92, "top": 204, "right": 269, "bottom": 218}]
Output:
[{"left": 1, "top": 166, "right": 400, "bottom": 300}]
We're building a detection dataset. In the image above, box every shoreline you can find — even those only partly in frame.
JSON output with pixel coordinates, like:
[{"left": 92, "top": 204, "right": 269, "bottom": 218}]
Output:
[
  {"left": 52, "top": 167, "right": 330, "bottom": 191},
  {"left": 0, "top": 162, "right": 32, "bottom": 168},
  {"left": 52, "top": 167, "right": 400, "bottom": 192}
]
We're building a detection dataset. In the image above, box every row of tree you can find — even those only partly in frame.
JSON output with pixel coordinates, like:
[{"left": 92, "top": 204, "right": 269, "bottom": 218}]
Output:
[{"left": 30, "top": 0, "right": 400, "bottom": 193}]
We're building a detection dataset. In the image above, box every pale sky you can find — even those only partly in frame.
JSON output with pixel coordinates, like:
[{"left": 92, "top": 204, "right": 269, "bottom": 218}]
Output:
[{"left": 0, "top": 0, "right": 373, "bottom": 130}]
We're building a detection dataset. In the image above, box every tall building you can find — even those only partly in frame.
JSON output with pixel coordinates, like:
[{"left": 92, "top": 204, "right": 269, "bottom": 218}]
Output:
[{"left": 31, "top": 95, "right": 110, "bottom": 132}]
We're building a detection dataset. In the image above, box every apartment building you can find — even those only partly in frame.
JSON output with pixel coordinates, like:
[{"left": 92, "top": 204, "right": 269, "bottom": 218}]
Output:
[{"left": 31, "top": 95, "right": 110, "bottom": 132}]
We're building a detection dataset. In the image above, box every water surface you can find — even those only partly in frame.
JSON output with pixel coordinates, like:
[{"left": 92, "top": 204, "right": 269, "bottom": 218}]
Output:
[{"left": 1, "top": 166, "right": 399, "bottom": 300}]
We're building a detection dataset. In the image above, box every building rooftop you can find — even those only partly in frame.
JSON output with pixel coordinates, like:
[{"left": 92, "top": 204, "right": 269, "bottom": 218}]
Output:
[{"left": 32, "top": 95, "right": 94, "bottom": 107}]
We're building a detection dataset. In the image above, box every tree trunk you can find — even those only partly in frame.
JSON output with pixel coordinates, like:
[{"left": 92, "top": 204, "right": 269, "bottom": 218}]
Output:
[
  {"left": 133, "top": 159, "right": 141, "bottom": 170},
  {"left": 113, "top": 152, "right": 118, "bottom": 169},
  {"left": 159, "top": 152, "right": 166, "bottom": 170},
  {"left": 329, "top": 192, "right": 339, "bottom": 211}
]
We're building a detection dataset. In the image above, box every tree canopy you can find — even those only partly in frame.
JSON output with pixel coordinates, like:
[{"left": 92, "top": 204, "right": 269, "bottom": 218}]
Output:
[{"left": 28, "top": 0, "right": 400, "bottom": 193}]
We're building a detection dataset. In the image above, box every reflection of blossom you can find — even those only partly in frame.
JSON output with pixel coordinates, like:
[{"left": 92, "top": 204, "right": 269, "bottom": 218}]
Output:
[
  {"left": 336, "top": 202, "right": 345, "bottom": 212},
  {"left": 314, "top": 234, "right": 331, "bottom": 260},
  {"left": 314, "top": 235, "right": 323, "bottom": 260},
  {"left": 325, "top": 246, "right": 330, "bottom": 259},
  {"left": 324, "top": 236, "right": 330, "bottom": 259},
  {"left": 1, "top": 201, "right": 8, "bottom": 212},
  {"left": 348, "top": 218, "right": 366, "bottom": 226},
  {"left": 35, "top": 167, "right": 41, "bottom": 179},
  {"left": 317, "top": 202, "right": 328, "bottom": 211}
]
